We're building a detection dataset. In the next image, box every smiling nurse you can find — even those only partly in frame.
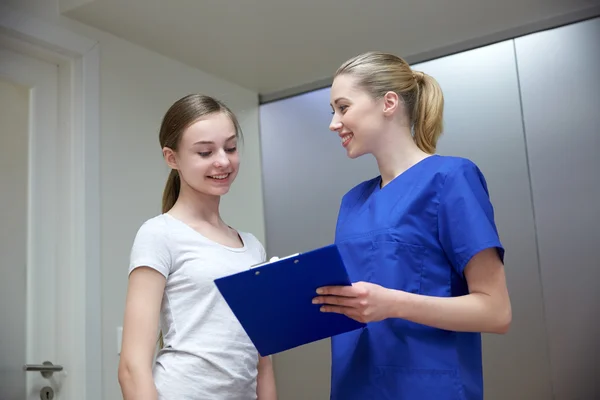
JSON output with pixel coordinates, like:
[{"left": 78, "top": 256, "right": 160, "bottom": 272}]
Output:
[{"left": 312, "top": 52, "right": 512, "bottom": 400}]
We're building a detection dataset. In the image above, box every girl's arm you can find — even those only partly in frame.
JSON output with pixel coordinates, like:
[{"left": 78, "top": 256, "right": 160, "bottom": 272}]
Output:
[
  {"left": 118, "top": 267, "right": 166, "bottom": 400},
  {"left": 257, "top": 355, "right": 277, "bottom": 400}
]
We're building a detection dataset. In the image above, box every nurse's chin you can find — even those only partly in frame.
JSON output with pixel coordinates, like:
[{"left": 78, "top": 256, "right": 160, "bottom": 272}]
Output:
[
  {"left": 346, "top": 150, "right": 368, "bottom": 159},
  {"left": 345, "top": 146, "right": 368, "bottom": 159}
]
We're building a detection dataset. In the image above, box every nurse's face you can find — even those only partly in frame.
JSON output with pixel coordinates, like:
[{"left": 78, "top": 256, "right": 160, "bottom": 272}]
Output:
[{"left": 329, "top": 74, "right": 386, "bottom": 159}]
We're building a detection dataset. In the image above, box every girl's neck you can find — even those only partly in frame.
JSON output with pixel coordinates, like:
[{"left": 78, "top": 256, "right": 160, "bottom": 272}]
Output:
[{"left": 168, "top": 185, "right": 223, "bottom": 227}]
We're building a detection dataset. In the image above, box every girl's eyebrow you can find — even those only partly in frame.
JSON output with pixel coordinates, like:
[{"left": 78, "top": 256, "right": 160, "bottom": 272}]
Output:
[{"left": 193, "top": 135, "right": 236, "bottom": 145}]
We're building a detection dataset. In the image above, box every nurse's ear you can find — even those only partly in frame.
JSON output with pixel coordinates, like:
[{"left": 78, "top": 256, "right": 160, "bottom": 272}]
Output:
[{"left": 382, "top": 91, "right": 401, "bottom": 118}]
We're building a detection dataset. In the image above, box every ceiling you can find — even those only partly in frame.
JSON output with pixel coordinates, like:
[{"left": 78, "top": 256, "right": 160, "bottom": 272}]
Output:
[{"left": 61, "top": 0, "right": 599, "bottom": 98}]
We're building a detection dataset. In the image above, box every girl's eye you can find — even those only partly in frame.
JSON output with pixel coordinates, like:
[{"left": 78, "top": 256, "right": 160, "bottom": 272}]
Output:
[{"left": 198, "top": 148, "right": 236, "bottom": 157}]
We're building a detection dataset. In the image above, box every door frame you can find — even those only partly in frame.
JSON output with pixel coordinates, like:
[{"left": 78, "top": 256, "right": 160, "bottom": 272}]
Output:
[{"left": 0, "top": 4, "right": 102, "bottom": 400}]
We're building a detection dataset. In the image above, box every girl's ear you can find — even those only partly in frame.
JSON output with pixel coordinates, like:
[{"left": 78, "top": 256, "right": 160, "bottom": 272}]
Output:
[{"left": 163, "top": 147, "right": 178, "bottom": 170}]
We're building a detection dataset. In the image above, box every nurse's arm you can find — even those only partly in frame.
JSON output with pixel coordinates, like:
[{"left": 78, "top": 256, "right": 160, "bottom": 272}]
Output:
[{"left": 391, "top": 248, "right": 512, "bottom": 334}]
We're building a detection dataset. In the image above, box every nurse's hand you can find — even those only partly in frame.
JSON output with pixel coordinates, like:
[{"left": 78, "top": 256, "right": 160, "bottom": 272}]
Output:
[{"left": 313, "top": 282, "right": 393, "bottom": 323}]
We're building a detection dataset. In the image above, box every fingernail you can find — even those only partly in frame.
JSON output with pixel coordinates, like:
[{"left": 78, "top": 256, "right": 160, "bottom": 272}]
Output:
[
  {"left": 316, "top": 288, "right": 323, "bottom": 294},
  {"left": 312, "top": 298, "right": 319, "bottom": 304}
]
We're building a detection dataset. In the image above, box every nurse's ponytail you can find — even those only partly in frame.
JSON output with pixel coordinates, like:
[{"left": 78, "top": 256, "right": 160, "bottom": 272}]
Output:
[
  {"left": 412, "top": 71, "right": 444, "bottom": 154},
  {"left": 334, "top": 52, "right": 445, "bottom": 154}
]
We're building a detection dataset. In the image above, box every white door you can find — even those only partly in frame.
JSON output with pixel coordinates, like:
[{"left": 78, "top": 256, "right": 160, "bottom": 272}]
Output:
[{"left": 0, "top": 45, "right": 67, "bottom": 400}]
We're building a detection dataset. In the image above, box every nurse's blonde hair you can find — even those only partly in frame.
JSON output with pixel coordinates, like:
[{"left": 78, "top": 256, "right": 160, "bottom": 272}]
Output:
[{"left": 334, "top": 51, "right": 444, "bottom": 154}]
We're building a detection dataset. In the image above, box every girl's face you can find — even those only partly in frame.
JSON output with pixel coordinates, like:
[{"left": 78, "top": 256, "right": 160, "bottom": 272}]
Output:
[{"left": 164, "top": 112, "right": 240, "bottom": 197}]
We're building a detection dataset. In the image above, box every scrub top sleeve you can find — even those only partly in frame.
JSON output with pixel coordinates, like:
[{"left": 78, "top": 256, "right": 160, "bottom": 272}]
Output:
[{"left": 437, "top": 160, "right": 505, "bottom": 276}]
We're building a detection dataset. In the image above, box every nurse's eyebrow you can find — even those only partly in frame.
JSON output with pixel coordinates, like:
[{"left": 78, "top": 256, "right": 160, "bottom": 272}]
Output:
[{"left": 330, "top": 97, "right": 349, "bottom": 107}]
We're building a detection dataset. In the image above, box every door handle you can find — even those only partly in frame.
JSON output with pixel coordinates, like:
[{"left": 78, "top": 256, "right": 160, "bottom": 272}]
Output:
[{"left": 23, "top": 361, "right": 63, "bottom": 378}]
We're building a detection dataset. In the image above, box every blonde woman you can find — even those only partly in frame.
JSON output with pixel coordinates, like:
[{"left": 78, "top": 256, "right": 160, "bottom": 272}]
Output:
[{"left": 313, "top": 52, "right": 512, "bottom": 400}]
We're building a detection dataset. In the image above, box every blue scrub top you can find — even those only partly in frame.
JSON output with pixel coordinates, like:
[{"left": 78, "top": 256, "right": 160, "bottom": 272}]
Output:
[{"left": 331, "top": 155, "right": 504, "bottom": 400}]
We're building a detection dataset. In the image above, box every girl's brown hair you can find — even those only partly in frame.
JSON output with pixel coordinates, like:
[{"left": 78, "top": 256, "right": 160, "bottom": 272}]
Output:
[{"left": 159, "top": 94, "right": 243, "bottom": 214}]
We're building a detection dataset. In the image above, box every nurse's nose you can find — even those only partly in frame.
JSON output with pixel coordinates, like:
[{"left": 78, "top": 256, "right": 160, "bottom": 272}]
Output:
[{"left": 329, "top": 116, "right": 342, "bottom": 132}]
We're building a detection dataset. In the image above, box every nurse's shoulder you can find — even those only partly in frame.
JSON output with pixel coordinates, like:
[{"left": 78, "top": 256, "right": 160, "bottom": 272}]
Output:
[
  {"left": 430, "top": 155, "right": 490, "bottom": 192},
  {"left": 430, "top": 154, "right": 477, "bottom": 173}
]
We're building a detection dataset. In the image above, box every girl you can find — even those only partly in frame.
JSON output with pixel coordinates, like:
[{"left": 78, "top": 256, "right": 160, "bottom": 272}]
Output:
[
  {"left": 118, "top": 94, "right": 277, "bottom": 400},
  {"left": 313, "top": 52, "right": 512, "bottom": 400}
]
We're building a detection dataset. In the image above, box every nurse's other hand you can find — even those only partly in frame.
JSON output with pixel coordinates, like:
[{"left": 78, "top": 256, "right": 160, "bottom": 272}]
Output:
[{"left": 313, "top": 281, "right": 393, "bottom": 323}]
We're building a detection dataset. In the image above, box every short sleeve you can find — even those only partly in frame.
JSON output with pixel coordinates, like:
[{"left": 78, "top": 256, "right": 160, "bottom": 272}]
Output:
[
  {"left": 129, "top": 219, "right": 172, "bottom": 278},
  {"left": 437, "top": 160, "right": 505, "bottom": 275},
  {"left": 243, "top": 232, "right": 267, "bottom": 263},
  {"left": 257, "top": 238, "right": 267, "bottom": 262}
]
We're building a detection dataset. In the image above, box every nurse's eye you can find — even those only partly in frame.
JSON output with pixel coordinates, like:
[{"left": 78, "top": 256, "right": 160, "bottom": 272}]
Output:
[
  {"left": 225, "top": 147, "right": 237, "bottom": 153},
  {"left": 330, "top": 105, "right": 348, "bottom": 115},
  {"left": 198, "top": 151, "right": 211, "bottom": 157}
]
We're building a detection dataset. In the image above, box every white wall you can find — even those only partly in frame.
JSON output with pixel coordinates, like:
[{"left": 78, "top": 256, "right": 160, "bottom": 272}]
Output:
[
  {"left": 0, "top": 1, "right": 265, "bottom": 399},
  {"left": 0, "top": 77, "right": 29, "bottom": 400}
]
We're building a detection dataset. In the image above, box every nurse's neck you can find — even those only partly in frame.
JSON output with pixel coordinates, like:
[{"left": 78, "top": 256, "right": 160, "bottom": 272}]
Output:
[{"left": 373, "top": 127, "right": 431, "bottom": 189}]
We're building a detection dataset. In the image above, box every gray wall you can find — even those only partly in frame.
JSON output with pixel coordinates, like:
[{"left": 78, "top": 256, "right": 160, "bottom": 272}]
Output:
[
  {"left": 259, "top": 88, "right": 378, "bottom": 399},
  {"left": 259, "top": 17, "right": 600, "bottom": 400}
]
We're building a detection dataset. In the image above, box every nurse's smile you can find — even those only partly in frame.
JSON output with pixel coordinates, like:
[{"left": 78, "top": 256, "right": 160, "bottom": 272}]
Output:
[{"left": 341, "top": 133, "right": 354, "bottom": 147}]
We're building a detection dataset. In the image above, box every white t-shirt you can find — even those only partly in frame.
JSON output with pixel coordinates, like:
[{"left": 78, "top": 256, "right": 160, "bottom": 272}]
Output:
[{"left": 128, "top": 213, "right": 266, "bottom": 400}]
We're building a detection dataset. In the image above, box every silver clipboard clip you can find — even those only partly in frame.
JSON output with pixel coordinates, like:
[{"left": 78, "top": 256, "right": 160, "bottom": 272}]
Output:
[{"left": 250, "top": 253, "right": 300, "bottom": 269}]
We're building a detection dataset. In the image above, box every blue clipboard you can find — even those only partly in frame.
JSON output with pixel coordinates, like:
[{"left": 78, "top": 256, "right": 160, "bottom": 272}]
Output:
[{"left": 214, "top": 244, "right": 366, "bottom": 356}]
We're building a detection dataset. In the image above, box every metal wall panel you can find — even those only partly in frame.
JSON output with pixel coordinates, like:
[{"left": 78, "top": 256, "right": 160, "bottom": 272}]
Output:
[
  {"left": 411, "top": 39, "right": 553, "bottom": 400},
  {"left": 515, "top": 17, "right": 600, "bottom": 400}
]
